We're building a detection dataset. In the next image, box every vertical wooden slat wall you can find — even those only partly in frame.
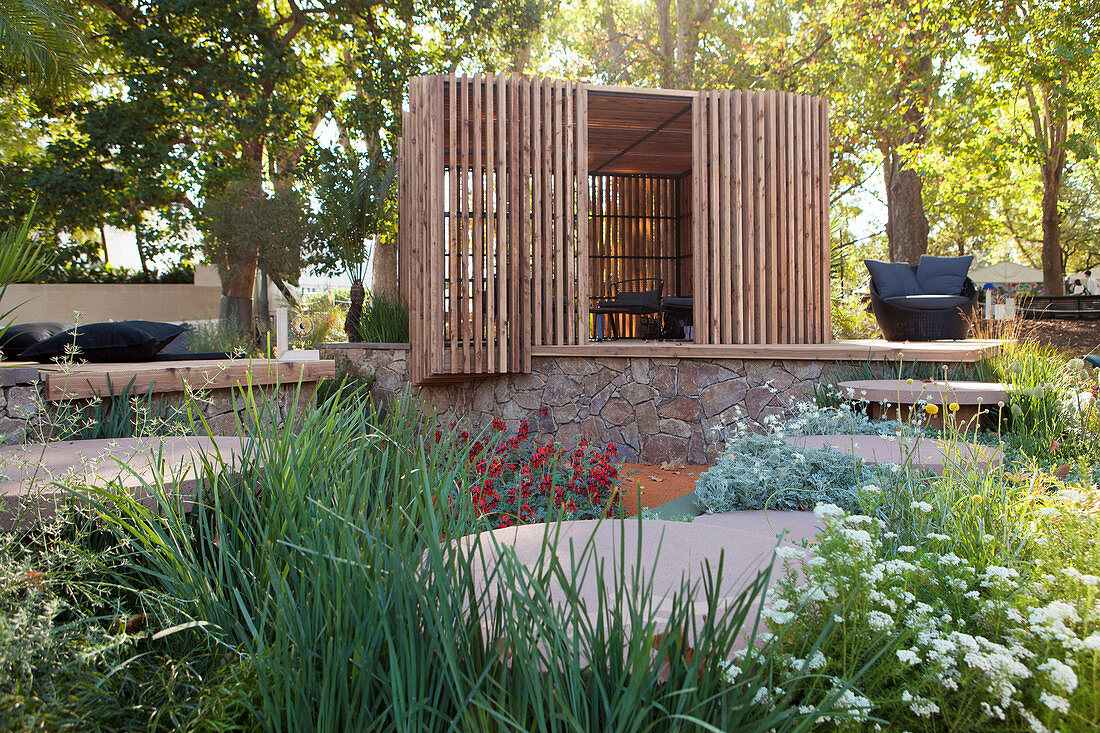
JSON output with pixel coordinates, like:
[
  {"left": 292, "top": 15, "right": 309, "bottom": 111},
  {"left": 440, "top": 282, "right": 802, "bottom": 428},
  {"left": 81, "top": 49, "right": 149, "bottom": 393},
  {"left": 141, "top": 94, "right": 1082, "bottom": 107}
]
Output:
[
  {"left": 402, "top": 75, "right": 830, "bottom": 384},
  {"left": 692, "top": 90, "right": 831, "bottom": 345},
  {"left": 404, "top": 74, "right": 584, "bottom": 384}
]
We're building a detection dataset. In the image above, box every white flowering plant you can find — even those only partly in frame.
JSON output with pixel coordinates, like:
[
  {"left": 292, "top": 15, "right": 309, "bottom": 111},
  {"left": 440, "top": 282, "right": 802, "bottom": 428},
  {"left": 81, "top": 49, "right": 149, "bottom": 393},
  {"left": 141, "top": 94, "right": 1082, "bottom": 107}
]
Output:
[{"left": 757, "top": 492, "right": 1100, "bottom": 732}]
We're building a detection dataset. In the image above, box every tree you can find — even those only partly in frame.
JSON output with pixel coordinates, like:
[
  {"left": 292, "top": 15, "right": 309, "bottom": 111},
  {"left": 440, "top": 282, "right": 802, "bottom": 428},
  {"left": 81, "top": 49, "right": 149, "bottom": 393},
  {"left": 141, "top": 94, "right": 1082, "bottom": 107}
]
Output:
[
  {"left": 975, "top": 0, "right": 1100, "bottom": 293},
  {"left": 306, "top": 147, "right": 396, "bottom": 342},
  {"left": 202, "top": 182, "right": 311, "bottom": 330}
]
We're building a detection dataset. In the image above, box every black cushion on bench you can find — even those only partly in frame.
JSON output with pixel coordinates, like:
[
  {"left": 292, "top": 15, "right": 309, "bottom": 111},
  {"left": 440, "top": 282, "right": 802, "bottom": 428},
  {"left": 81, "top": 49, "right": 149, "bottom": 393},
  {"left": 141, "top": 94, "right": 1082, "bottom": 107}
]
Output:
[
  {"left": 915, "top": 255, "right": 973, "bottom": 295},
  {"left": 0, "top": 322, "right": 69, "bottom": 359},
  {"left": 21, "top": 321, "right": 188, "bottom": 363},
  {"left": 864, "top": 260, "right": 922, "bottom": 299},
  {"left": 885, "top": 295, "right": 973, "bottom": 310}
]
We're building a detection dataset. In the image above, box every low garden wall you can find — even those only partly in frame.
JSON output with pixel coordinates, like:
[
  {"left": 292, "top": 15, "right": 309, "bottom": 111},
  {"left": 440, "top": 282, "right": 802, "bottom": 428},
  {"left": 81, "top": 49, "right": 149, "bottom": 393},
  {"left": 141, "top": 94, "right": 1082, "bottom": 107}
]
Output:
[
  {"left": 322, "top": 343, "right": 847, "bottom": 464},
  {"left": 0, "top": 366, "right": 314, "bottom": 444}
]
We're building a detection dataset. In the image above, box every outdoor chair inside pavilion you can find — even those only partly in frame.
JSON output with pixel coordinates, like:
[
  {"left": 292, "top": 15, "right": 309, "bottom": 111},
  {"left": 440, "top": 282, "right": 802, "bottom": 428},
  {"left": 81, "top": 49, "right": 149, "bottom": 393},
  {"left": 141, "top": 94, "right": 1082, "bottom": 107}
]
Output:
[
  {"left": 590, "top": 278, "right": 664, "bottom": 340},
  {"left": 866, "top": 255, "right": 978, "bottom": 341}
]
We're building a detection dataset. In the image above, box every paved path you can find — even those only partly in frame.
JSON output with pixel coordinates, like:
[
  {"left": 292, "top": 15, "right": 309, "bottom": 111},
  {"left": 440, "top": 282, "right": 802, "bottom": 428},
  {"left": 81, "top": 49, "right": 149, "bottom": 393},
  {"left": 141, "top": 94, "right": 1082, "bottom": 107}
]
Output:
[
  {"left": 0, "top": 436, "right": 247, "bottom": 529},
  {"left": 786, "top": 434, "right": 1002, "bottom": 474},
  {"left": 462, "top": 512, "right": 818, "bottom": 643}
]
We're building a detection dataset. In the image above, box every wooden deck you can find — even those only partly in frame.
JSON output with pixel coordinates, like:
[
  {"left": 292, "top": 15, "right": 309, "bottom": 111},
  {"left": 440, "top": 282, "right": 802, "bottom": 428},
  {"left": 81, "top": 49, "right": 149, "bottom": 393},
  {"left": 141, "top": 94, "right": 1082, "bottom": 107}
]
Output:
[
  {"left": 530, "top": 338, "right": 1006, "bottom": 363},
  {"left": 7, "top": 358, "right": 336, "bottom": 401}
]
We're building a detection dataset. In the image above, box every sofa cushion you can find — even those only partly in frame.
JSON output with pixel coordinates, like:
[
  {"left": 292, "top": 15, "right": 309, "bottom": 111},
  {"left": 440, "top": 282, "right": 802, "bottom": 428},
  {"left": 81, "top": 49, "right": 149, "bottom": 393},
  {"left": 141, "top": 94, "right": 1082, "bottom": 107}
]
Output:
[
  {"left": 865, "top": 260, "right": 922, "bottom": 299},
  {"left": 21, "top": 321, "right": 188, "bottom": 363},
  {"left": 885, "top": 295, "right": 972, "bottom": 311},
  {"left": 614, "top": 290, "right": 661, "bottom": 311},
  {"left": 915, "top": 255, "right": 973, "bottom": 295},
  {"left": 0, "top": 322, "right": 69, "bottom": 359}
]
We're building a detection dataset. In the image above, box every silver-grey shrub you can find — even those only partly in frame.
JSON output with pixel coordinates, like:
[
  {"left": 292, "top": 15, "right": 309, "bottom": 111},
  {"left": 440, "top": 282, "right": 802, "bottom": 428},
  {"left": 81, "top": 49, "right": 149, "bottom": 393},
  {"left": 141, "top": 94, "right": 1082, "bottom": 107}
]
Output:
[{"left": 696, "top": 435, "right": 874, "bottom": 513}]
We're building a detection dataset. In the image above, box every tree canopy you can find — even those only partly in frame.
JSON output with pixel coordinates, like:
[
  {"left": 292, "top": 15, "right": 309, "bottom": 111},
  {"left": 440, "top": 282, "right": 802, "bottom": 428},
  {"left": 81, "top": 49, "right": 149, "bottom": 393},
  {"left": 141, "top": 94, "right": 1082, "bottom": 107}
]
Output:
[{"left": 1, "top": 0, "right": 1098, "bottom": 300}]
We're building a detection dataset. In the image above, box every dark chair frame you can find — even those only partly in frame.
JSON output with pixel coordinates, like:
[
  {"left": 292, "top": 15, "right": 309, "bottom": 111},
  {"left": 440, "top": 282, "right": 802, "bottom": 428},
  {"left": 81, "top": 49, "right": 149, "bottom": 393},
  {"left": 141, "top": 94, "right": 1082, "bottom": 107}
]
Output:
[
  {"left": 590, "top": 277, "right": 664, "bottom": 340},
  {"left": 869, "top": 276, "right": 978, "bottom": 341}
]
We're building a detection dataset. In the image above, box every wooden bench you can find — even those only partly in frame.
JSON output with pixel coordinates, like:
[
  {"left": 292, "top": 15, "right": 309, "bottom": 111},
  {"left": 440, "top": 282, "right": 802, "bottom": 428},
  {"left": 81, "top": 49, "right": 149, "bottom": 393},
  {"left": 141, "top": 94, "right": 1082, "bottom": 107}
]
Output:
[{"left": 1017, "top": 295, "right": 1100, "bottom": 320}]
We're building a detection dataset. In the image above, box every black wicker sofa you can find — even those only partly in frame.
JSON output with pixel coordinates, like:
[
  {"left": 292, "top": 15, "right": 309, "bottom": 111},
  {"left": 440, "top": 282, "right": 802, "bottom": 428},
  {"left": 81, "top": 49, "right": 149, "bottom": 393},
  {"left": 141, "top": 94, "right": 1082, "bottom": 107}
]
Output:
[{"left": 865, "top": 256, "right": 978, "bottom": 341}]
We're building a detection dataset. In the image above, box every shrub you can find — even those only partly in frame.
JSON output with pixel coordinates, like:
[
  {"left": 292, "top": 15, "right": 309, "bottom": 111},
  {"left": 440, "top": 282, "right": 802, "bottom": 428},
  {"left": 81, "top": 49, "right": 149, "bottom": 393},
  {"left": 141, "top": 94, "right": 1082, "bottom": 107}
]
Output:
[
  {"left": 697, "top": 403, "right": 913, "bottom": 514},
  {"left": 444, "top": 415, "right": 623, "bottom": 528},
  {"left": 357, "top": 288, "right": 408, "bottom": 343},
  {"left": 764, "top": 490, "right": 1100, "bottom": 732},
  {"left": 695, "top": 435, "right": 876, "bottom": 513}
]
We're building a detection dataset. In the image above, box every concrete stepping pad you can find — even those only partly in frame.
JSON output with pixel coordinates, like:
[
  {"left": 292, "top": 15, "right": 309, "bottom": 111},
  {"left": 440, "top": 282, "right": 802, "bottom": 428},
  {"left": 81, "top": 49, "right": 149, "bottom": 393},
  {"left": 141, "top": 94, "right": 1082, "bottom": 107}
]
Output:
[
  {"left": 0, "top": 436, "right": 247, "bottom": 530},
  {"left": 463, "top": 512, "right": 818, "bottom": 642},
  {"left": 785, "top": 434, "right": 1002, "bottom": 474},
  {"left": 837, "top": 379, "right": 1011, "bottom": 428}
]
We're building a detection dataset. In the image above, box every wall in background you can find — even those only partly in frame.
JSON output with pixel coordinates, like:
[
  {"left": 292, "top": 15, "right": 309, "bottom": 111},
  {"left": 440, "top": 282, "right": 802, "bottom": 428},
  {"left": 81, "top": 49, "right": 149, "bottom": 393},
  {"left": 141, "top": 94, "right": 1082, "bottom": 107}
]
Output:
[{"left": 7, "top": 265, "right": 222, "bottom": 324}]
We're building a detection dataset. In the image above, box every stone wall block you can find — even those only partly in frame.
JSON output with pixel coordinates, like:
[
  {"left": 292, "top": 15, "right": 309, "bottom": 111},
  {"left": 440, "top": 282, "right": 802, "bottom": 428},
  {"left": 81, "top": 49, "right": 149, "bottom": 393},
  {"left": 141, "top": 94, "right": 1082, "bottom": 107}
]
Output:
[
  {"left": 600, "top": 397, "right": 633, "bottom": 426},
  {"left": 701, "top": 379, "right": 748, "bottom": 417},
  {"left": 659, "top": 418, "right": 692, "bottom": 438},
  {"left": 744, "top": 386, "right": 775, "bottom": 419},
  {"left": 558, "top": 358, "right": 593, "bottom": 376},
  {"left": 628, "top": 359, "right": 651, "bottom": 384},
  {"left": 634, "top": 400, "right": 659, "bottom": 435},
  {"left": 784, "top": 360, "right": 824, "bottom": 381},
  {"left": 641, "top": 433, "right": 689, "bottom": 465},
  {"left": 583, "top": 369, "right": 616, "bottom": 397},
  {"left": 7, "top": 387, "right": 40, "bottom": 420},
  {"left": 620, "top": 382, "right": 658, "bottom": 406},
  {"left": 472, "top": 381, "right": 497, "bottom": 413},
  {"left": 542, "top": 374, "right": 581, "bottom": 407},
  {"left": 745, "top": 360, "right": 777, "bottom": 381},
  {"left": 657, "top": 395, "right": 702, "bottom": 422},
  {"left": 650, "top": 366, "right": 678, "bottom": 398},
  {"left": 513, "top": 389, "right": 542, "bottom": 412},
  {"left": 678, "top": 361, "right": 723, "bottom": 392}
]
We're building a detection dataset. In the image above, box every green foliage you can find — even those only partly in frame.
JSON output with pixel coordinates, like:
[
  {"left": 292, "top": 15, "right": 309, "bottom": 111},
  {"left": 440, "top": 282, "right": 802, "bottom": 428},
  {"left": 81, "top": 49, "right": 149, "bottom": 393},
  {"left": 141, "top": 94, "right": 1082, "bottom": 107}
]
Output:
[
  {"left": 695, "top": 435, "right": 874, "bottom": 513},
  {"left": 358, "top": 288, "right": 409, "bottom": 343},
  {"left": 766, "top": 474, "right": 1100, "bottom": 732},
  {"left": 0, "top": 509, "right": 257, "bottom": 729},
  {"left": 45, "top": 378, "right": 192, "bottom": 442},
  {"left": 305, "top": 147, "right": 396, "bottom": 283},
  {"left": 831, "top": 287, "right": 878, "bottom": 340},
  {"left": 0, "top": 200, "right": 50, "bottom": 334},
  {"left": 185, "top": 319, "right": 258, "bottom": 356},
  {"left": 0, "top": 0, "right": 84, "bottom": 90},
  {"left": 79, "top": 389, "right": 862, "bottom": 731},
  {"left": 201, "top": 181, "right": 311, "bottom": 289}
]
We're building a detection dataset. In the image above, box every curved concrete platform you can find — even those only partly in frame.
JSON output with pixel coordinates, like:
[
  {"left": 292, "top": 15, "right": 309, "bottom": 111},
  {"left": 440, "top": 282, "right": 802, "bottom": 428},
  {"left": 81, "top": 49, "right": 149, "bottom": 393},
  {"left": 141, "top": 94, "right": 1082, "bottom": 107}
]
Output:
[
  {"left": 786, "top": 434, "right": 1002, "bottom": 474},
  {"left": 837, "top": 379, "right": 1010, "bottom": 406},
  {"left": 0, "top": 436, "right": 248, "bottom": 530},
  {"left": 461, "top": 512, "right": 818, "bottom": 642},
  {"left": 837, "top": 379, "right": 1011, "bottom": 429}
]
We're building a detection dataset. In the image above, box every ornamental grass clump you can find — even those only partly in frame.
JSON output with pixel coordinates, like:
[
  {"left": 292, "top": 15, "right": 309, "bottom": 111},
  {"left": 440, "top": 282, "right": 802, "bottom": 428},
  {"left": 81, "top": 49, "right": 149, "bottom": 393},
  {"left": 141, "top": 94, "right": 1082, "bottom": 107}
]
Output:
[{"left": 78, "top": 385, "right": 862, "bottom": 731}]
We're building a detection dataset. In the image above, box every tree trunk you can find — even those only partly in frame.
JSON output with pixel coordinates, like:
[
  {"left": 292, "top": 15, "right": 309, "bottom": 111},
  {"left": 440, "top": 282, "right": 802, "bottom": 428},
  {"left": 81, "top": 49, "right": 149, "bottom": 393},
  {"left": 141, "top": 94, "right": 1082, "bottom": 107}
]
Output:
[
  {"left": 345, "top": 278, "right": 365, "bottom": 342},
  {"left": 1041, "top": 165, "right": 1064, "bottom": 294},
  {"left": 372, "top": 238, "right": 399, "bottom": 296},
  {"left": 1027, "top": 84, "right": 1068, "bottom": 296},
  {"left": 884, "top": 151, "right": 929, "bottom": 265}
]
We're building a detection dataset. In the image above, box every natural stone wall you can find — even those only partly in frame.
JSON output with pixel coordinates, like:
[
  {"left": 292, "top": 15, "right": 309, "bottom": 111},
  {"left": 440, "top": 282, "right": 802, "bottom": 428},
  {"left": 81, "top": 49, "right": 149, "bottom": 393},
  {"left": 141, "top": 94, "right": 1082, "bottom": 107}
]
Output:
[
  {"left": 0, "top": 374, "right": 316, "bottom": 445},
  {"left": 323, "top": 343, "right": 845, "bottom": 464}
]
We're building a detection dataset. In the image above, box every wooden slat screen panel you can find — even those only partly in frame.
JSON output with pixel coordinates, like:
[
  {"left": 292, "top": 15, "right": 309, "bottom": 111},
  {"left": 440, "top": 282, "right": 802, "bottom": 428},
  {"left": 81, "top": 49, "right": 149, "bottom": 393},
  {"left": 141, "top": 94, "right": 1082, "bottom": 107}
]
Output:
[
  {"left": 402, "top": 76, "right": 830, "bottom": 383},
  {"left": 403, "top": 74, "right": 585, "bottom": 384},
  {"left": 692, "top": 90, "right": 831, "bottom": 345}
]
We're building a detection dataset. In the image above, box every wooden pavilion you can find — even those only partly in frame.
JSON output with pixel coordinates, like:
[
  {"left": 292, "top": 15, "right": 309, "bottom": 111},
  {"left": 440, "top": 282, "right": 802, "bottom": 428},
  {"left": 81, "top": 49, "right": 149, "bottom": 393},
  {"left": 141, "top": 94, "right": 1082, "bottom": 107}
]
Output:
[{"left": 398, "top": 74, "right": 832, "bottom": 384}]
